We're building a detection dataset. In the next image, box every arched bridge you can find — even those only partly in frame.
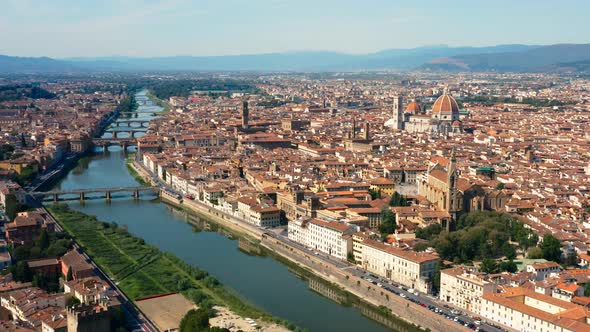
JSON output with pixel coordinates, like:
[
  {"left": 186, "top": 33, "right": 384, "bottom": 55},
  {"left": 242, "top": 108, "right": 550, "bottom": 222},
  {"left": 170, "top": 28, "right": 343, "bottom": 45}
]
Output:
[
  {"left": 103, "top": 129, "right": 147, "bottom": 138},
  {"left": 92, "top": 137, "right": 137, "bottom": 150},
  {"left": 111, "top": 119, "right": 154, "bottom": 128},
  {"left": 32, "top": 186, "right": 159, "bottom": 201}
]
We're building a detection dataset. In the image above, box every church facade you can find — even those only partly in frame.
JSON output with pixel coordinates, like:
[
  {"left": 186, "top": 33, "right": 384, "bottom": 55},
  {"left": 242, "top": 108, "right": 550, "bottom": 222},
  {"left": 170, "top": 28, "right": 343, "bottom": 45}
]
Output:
[{"left": 386, "top": 92, "right": 463, "bottom": 135}]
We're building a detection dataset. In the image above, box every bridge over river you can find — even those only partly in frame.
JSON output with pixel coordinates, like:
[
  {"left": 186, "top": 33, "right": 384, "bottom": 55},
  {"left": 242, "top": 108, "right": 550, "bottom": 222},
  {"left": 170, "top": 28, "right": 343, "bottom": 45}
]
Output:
[{"left": 32, "top": 186, "right": 159, "bottom": 202}]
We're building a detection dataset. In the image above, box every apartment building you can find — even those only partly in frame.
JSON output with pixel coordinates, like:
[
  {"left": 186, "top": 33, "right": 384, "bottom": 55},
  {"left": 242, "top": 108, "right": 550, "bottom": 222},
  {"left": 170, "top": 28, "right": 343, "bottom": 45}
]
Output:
[
  {"left": 237, "top": 197, "right": 281, "bottom": 228},
  {"left": 480, "top": 287, "right": 590, "bottom": 332},
  {"left": 288, "top": 218, "right": 357, "bottom": 260},
  {"left": 439, "top": 267, "right": 497, "bottom": 314},
  {"left": 354, "top": 235, "right": 439, "bottom": 293}
]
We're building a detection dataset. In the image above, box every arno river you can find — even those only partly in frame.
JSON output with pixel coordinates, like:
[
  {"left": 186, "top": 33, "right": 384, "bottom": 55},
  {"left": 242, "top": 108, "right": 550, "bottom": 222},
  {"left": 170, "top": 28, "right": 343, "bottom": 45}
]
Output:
[{"left": 50, "top": 90, "right": 399, "bottom": 332}]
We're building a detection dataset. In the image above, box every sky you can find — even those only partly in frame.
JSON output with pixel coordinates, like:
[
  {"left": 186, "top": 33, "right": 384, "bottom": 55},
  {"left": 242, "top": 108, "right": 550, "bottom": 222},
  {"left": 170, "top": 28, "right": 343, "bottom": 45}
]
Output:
[{"left": 1, "top": 0, "right": 589, "bottom": 58}]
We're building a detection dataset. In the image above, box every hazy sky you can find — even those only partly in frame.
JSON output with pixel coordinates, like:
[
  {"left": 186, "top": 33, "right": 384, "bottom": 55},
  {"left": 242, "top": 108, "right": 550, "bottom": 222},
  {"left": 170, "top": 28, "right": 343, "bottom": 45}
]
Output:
[{"left": 1, "top": 0, "right": 588, "bottom": 57}]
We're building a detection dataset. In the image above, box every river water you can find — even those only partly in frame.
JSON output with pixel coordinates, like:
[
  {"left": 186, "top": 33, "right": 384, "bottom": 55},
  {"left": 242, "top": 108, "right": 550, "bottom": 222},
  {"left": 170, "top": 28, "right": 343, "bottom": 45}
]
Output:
[{"left": 52, "top": 90, "right": 397, "bottom": 332}]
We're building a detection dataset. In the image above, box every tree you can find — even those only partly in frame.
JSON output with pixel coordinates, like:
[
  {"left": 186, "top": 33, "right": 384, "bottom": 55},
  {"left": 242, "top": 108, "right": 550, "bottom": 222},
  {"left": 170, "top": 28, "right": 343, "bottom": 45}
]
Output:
[
  {"left": 389, "top": 192, "right": 409, "bottom": 207},
  {"left": 66, "top": 267, "right": 73, "bottom": 281},
  {"left": 203, "top": 276, "right": 219, "bottom": 288},
  {"left": 110, "top": 306, "right": 127, "bottom": 331},
  {"left": 426, "top": 211, "right": 538, "bottom": 263},
  {"left": 347, "top": 252, "right": 356, "bottom": 264},
  {"left": 368, "top": 188, "right": 381, "bottom": 200},
  {"left": 540, "top": 234, "right": 562, "bottom": 263},
  {"left": 379, "top": 208, "right": 396, "bottom": 237},
  {"left": 37, "top": 228, "right": 50, "bottom": 251},
  {"left": 179, "top": 308, "right": 212, "bottom": 332},
  {"left": 527, "top": 246, "right": 544, "bottom": 259},
  {"left": 177, "top": 278, "right": 191, "bottom": 291},
  {"left": 415, "top": 224, "right": 443, "bottom": 241},
  {"left": 565, "top": 251, "right": 578, "bottom": 267},
  {"left": 413, "top": 242, "right": 429, "bottom": 252},
  {"left": 66, "top": 296, "right": 81, "bottom": 307},
  {"left": 12, "top": 261, "right": 32, "bottom": 282},
  {"left": 480, "top": 258, "right": 499, "bottom": 274},
  {"left": 585, "top": 283, "right": 590, "bottom": 297},
  {"left": 187, "top": 289, "right": 208, "bottom": 305},
  {"left": 4, "top": 194, "right": 17, "bottom": 221},
  {"left": 432, "top": 261, "right": 450, "bottom": 293},
  {"left": 499, "top": 260, "right": 518, "bottom": 273}
]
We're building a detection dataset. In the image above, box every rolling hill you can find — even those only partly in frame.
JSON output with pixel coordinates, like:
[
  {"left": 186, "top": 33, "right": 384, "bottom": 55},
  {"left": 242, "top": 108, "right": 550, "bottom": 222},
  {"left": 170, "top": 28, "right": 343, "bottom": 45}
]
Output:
[
  {"left": 421, "top": 44, "right": 590, "bottom": 72},
  {"left": 2, "top": 44, "right": 590, "bottom": 73}
]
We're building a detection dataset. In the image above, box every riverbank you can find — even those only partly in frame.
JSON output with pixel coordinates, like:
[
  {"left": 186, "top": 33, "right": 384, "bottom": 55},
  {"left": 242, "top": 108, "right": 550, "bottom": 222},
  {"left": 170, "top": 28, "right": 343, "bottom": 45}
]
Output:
[
  {"left": 47, "top": 203, "right": 294, "bottom": 332},
  {"left": 126, "top": 153, "right": 151, "bottom": 186},
  {"left": 146, "top": 90, "right": 171, "bottom": 113},
  {"left": 156, "top": 185, "right": 467, "bottom": 332}
]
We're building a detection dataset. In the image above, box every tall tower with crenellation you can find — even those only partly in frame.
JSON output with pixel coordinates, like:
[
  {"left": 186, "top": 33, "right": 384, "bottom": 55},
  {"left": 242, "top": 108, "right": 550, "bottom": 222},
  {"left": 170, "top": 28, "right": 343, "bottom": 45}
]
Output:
[
  {"left": 67, "top": 304, "right": 111, "bottom": 332},
  {"left": 242, "top": 100, "right": 249, "bottom": 129},
  {"left": 392, "top": 96, "right": 404, "bottom": 130}
]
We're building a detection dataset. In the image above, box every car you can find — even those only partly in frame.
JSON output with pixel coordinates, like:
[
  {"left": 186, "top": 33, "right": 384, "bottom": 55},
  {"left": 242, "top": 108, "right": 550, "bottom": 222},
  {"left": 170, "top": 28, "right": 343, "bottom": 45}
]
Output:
[
  {"left": 453, "top": 317, "right": 459, "bottom": 322},
  {"left": 377, "top": 283, "right": 383, "bottom": 287},
  {"left": 474, "top": 320, "right": 481, "bottom": 325},
  {"left": 398, "top": 285, "right": 404, "bottom": 290},
  {"left": 400, "top": 293, "right": 407, "bottom": 298},
  {"left": 451, "top": 309, "right": 460, "bottom": 315}
]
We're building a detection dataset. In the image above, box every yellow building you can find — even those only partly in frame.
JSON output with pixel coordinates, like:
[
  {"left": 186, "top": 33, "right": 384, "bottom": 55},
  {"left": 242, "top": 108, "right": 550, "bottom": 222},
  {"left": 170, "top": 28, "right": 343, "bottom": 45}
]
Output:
[
  {"left": 0, "top": 160, "right": 38, "bottom": 175},
  {"left": 369, "top": 177, "right": 395, "bottom": 196}
]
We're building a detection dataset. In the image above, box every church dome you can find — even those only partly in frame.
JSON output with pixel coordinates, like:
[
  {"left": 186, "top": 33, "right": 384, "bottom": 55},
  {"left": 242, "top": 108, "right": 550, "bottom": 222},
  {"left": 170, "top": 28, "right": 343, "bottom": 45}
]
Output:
[
  {"left": 432, "top": 93, "right": 459, "bottom": 116},
  {"left": 405, "top": 101, "right": 422, "bottom": 113}
]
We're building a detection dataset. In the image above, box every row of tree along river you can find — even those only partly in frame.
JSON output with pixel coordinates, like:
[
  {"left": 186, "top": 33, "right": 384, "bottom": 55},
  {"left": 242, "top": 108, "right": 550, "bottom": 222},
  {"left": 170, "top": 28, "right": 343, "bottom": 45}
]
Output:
[{"left": 50, "top": 90, "right": 417, "bottom": 332}]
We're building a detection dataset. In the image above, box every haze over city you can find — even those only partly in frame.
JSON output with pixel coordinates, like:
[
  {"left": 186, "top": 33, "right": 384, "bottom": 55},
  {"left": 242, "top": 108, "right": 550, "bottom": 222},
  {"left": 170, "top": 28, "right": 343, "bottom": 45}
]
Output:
[
  {"left": 2, "top": 0, "right": 590, "bottom": 57},
  {"left": 2, "top": 2, "right": 590, "bottom": 332}
]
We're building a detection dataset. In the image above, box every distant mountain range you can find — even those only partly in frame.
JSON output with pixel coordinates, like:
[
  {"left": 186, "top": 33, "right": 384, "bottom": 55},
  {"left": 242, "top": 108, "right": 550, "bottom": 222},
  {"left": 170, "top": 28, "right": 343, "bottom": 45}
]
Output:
[
  {"left": 2, "top": 44, "right": 590, "bottom": 73},
  {"left": 420, "top": 44, "right": 590, "bottom": 72}
]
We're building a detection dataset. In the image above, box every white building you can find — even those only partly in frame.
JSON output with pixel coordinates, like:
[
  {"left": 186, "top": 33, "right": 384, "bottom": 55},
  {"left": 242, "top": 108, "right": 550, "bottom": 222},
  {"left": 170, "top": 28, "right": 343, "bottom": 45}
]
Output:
[
  {"left": 288, "top": 218, "right": 357, "bottom": 260},
  {"left": 353, "top": 233, "right": 439, "bottom": 294},
  {"left": 439, "top": 267, "right": 497, "bottom": 314},
  {"left": 237, "top": 197, "right": 281, "bottom": 228},
  {"left": 480, "top": 287, "right": 590, "bottom": 332},
  {"left": 527, "top": 262, "right": 561, "bottom": 281}
]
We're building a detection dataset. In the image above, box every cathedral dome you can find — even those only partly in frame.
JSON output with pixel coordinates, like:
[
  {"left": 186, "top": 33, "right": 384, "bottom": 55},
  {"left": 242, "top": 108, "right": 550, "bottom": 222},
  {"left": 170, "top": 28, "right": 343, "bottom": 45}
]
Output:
[
  {"left": 432, "top": 93, "right": 459, "bottom": 117},
  {"left": 405, "top": 101, "right": 422, "bottom": 113}
]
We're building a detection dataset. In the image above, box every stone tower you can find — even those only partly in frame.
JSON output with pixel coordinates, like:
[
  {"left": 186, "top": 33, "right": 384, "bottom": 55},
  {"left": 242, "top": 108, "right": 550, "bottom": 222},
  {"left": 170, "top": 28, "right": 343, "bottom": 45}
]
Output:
[
  {"left": 67, "top": 304, "right": 111, "bottom": 332},
  {"left": 446, "top": 149, "right": 460, "bottom": 228},
  {"left": 241, "top": 100, "right": 249, "bottom": 129},
  {"left": 392, "top": 96, "right": 404, "bottom": 130},
  {"left": 363, "top": 122, "right": 370, "bottom": 140}
]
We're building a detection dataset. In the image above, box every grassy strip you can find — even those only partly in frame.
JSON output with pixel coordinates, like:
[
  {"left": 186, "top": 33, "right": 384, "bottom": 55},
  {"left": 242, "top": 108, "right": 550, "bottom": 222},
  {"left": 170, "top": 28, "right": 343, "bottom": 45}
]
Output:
[
  {"left": 47, "top": 203, "right": 298, "bottom": 330},
  {"left": 125, "top": 153, "right": 150, "bottom": 186},
  {"left": 146, "top": 90, "right": 171, "bottom": 113}
]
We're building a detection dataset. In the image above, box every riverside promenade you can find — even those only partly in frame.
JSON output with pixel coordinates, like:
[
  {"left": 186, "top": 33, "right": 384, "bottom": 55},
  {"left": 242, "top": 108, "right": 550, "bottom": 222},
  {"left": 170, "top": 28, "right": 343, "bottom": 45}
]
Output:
[{"left": 131, "top": 160, "right": 470, "bottom": 332}]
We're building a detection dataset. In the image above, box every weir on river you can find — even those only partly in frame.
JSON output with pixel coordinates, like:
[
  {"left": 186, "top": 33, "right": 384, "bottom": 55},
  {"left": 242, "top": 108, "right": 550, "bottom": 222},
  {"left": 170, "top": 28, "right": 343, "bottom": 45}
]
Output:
[{"left": 51, "top": 90, "right": 401, "bottom": 332}]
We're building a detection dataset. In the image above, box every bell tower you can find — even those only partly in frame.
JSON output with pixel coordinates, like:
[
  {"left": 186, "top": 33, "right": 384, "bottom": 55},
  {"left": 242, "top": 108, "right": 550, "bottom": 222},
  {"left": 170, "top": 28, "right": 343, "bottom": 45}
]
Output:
[
  {"left": 392, "top": 96, "right": 403, "bottom": 130},
  {"left": 446, "top": 149, "right": 460, "bottom": 228}
]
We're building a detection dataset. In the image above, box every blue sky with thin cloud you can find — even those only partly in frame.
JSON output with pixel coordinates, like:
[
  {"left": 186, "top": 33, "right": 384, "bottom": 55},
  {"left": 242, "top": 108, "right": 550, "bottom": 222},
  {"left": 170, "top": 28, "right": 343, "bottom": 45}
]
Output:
[{"left": 1, "top": 0, "right": 588, "bottom": 57}]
